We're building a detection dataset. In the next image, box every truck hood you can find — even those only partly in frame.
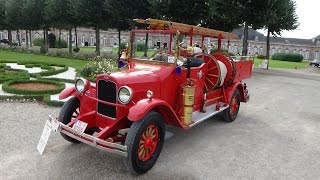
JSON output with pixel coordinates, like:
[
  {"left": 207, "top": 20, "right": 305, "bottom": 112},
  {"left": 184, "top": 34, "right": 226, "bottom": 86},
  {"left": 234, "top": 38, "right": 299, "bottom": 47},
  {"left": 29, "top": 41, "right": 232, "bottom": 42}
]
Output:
[{"left": 109, "top": 63, "right": 174, "bottom": 85}]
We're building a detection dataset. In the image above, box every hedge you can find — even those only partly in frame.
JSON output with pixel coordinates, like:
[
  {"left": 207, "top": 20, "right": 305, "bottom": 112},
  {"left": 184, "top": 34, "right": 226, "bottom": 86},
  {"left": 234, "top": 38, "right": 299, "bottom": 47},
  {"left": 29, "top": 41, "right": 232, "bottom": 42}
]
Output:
[
  {"left": 271, "top": 53, "right": 303, "bottom": 62},
  {"left": 0, "top": 95, "right": 64, "bottom": 107},
  {"left": 2, "top": 79, "right": 65, "bottom": 95}
]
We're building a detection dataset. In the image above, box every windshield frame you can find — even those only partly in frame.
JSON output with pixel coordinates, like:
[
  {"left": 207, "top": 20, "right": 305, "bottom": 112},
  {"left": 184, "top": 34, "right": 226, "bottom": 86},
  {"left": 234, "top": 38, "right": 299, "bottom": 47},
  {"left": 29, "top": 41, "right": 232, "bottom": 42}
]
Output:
[{"left": 129, "top": 30, "right": 180, "bottom": 66}]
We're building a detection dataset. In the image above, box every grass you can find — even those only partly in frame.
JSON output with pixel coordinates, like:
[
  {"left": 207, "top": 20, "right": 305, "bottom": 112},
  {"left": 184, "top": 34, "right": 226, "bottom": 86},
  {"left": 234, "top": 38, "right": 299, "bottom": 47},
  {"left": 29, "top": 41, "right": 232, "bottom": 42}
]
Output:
[
  {"left": 0, "top": 51, "right": 88, "bottom": 72},
  {"left": 253, "top": 58, "right": 309, "bottom": 69}
]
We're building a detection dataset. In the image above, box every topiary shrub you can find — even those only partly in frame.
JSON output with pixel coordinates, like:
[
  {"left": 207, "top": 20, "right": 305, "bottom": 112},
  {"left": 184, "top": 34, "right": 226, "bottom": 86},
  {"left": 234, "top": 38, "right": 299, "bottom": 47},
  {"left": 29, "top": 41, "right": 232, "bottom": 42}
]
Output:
[
  {"left": 55, "top": 39, "right": 68, "bottom": 48},
  {"left": 33, "top": 38, "right": 44, "bottom": 46},
  {"left": 271, "top": 53, "right": 303, "bottom": 62},
  {"left": 257, "top": 55, "right": 266, "bottom": 59},
  {"left": 73, "top": 47, "right": 80, "bottom": 53},
  {"left": 48, "top": 33, "right": 56, "bottom": 48}
]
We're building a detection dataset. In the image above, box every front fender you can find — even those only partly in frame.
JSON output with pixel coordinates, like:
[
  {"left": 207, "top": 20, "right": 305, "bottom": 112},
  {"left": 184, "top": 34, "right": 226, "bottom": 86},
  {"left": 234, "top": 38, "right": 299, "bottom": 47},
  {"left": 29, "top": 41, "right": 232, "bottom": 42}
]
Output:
[
  {"left": 59, "top": 86, "right": 78, "bottom": 100},
  {"left": 128, "top": 98, "right": 186, "bottom": 128}
]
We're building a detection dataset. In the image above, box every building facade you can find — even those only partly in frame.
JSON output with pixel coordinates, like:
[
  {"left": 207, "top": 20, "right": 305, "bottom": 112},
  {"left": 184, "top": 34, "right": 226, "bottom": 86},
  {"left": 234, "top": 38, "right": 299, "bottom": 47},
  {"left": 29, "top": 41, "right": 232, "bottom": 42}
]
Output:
[{"left": 1, "top": 28, "right": 320, "bottom": 60}]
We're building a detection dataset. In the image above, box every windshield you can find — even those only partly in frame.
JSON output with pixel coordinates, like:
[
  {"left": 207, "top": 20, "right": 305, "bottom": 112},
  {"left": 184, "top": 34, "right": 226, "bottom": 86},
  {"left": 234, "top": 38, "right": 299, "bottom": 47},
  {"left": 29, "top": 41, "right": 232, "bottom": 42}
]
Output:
[{"left": 131, "top": 33, "right": 177, "bottom": 64}]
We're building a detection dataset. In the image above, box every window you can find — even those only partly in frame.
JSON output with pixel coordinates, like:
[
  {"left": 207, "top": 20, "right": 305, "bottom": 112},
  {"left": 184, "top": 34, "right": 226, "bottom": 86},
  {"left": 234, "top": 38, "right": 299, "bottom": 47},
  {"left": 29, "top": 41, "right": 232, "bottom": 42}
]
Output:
[
  {"left": 315, "top": 51, "right": 319, "bottom": 59},
  {"left": 81, "top": 35, "right": 85, "bottom": 45},
  {"left": 89, "top": 36, "right": 95, "bottom": 46},
  {"left": 285, "top": 48, "right": 289, "bottom": 53},
  {"left": 306, "top": 51, "right": 310, "bottom": 59},
  {"left": 103, "top": 37, "right": 108, "bottom": 46},
  {"left": 0, "top": 32, "right": 3, "bottom": 40}
]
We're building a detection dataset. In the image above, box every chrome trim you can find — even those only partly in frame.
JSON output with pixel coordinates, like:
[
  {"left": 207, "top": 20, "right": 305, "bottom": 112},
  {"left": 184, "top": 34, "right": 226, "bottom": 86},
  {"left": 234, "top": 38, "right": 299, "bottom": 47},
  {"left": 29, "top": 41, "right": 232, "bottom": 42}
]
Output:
[
  {"left": 57, "top": 122, "right": 127, "bottom": 157},
  {"left": 189, "top": 103, "right": 229, "bottom": 128},
  {"left": 117, "top": 86, "right": 133, "bottom": 105},
  {"left": 75, "top": 78, "right": 88, "bottom": 94},
  {"left": 96, "top": 79, "right": 118, "bottom": 119}
]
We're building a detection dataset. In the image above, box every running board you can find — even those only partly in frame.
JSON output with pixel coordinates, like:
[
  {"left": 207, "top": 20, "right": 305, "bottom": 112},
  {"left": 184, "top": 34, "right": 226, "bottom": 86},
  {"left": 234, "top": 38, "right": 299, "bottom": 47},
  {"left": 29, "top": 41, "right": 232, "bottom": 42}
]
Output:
[{"left": 189, "top": 103, "right": 229, "bottom": 128}]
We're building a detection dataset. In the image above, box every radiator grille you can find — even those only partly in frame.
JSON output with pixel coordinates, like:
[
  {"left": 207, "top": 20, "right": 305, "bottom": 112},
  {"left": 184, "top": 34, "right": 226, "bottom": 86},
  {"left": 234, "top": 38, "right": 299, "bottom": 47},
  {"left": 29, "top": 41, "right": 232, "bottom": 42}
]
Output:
[{"left": 97, "top": 80, "right": 117, "bottom": 118}]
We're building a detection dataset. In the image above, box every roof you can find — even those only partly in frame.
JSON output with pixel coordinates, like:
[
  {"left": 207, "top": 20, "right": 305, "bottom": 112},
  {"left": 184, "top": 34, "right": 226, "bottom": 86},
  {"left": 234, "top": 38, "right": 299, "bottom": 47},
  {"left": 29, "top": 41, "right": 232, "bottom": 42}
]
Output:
[
  {"left": 232, "top": 27, "right": 317, "bottom": 46},
  {"left": 134, "top": 18, "right": 239, "bottom": 40}
]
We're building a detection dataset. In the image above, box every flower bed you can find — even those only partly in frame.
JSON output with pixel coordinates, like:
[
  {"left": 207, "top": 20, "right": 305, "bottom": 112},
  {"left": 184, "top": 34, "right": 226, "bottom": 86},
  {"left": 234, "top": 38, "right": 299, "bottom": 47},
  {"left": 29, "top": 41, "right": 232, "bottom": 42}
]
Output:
[{"left": 2, "top": 80, "right": 65, "bottom": 95}]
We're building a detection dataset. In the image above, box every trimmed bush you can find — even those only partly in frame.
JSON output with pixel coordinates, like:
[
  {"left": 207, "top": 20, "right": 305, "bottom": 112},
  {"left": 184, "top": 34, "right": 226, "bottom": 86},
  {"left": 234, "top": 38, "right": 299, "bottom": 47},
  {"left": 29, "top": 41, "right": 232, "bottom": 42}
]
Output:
[
  {"left": 2, "top": 79, "right": 65, "bottom": 95},
  {"left": 0, "top": 71, "right": 30, "bottom": 84},
  {"left": 257, "top": 55, "right": 266, "bottom": 59},
  {"left": 73, "top": 47, "right": 80, "bottom": 53},
  {"left": 55, "top": 39, "right": 68, "bottom": 48},
  {"left": 271, "top": 53, "right": 303, "bottom": 62},
  {"left": 33, "top": 38, "right": 44, "bottom": 46},
  {"left": 48, "top": 33, "right": 56, "bottom": 48}
]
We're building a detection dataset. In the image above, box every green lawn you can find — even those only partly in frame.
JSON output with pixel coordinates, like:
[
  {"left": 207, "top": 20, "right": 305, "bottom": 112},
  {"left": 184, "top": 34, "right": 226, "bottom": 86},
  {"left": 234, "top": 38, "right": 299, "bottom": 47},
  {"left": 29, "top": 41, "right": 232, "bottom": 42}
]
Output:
[
  {"left": 0, "top": 51, "right": 88, "bottom": 72},
  {"left": 253, "top": 58, "right": 309, "bottom": 69}
]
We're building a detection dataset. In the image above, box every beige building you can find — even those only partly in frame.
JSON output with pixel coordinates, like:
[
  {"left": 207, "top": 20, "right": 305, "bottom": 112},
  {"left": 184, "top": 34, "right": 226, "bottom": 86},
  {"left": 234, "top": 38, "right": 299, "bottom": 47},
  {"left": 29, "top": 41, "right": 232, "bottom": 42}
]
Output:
[{"left": 1, "top": 28, "right": 320, "bottom": 60}]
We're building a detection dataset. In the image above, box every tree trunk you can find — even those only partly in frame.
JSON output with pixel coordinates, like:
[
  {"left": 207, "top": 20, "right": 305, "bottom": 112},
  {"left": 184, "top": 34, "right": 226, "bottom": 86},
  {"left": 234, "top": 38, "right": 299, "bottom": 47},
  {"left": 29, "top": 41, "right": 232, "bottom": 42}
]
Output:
[
  {"left": 17, "top": 30, "right": 21, "bottom": 46},
  {"left": 242, "top": 23, "right": 249, "bottom": 56},
  {"left": 75, "top": 27, "right": 78, "bottom": 48},
  {"left": 68, "top": 27, "right": 72, "bottom": 54},
  {"left": 266, "top": 29, "right": 271, "bottom": 70},
  {"left": 26, "top": 30, "right": 29, "bottom": 49},
  {"left": 45, "top": 29, "right": 49, "bottom": 52},
  {"left": 58, "top": 29, "right": 61, "bottom": 48},
  {"left": 95, "top": 28, "right": 100, "bottom": 55},
  {"left": 143, "top": 33, "right": 149, "bottom": 57},
  {"left": 8, "top": 29, "right": 12, "bottom": 47},
  {"left": 29, "top": 30, "right": 32, "bottom": 47},
  {"left": 118, "top": 30, "right": 121, "bottom": 56}
]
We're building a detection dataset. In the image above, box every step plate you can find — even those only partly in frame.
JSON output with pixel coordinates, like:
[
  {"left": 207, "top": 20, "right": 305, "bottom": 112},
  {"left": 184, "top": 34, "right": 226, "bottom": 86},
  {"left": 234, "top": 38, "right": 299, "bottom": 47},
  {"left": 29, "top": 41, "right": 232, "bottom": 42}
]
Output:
[{"left": 189, "top": 103, "right": 229, "bottom": 128}]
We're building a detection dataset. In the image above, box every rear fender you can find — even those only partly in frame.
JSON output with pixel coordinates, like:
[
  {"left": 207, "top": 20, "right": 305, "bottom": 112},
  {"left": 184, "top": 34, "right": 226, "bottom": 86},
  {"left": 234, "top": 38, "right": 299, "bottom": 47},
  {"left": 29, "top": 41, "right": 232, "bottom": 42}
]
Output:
[
  {"left": 128, "top": 98, "right": 185, "bottom": 128},
  {"left": 59, "top": 86, "right": 79, "bottom": 100},
  {"left": 224, "top": 82, "right": 245, "bottom": 103}
]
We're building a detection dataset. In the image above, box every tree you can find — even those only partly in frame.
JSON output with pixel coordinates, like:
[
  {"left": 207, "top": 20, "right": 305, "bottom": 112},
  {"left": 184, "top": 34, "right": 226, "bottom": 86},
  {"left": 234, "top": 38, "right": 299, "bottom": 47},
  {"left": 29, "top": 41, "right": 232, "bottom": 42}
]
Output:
[
  {"left": 24, "top": 0, "right": 49, "bottom": 52},
  {"left": 77, "top": 0, "right": 111, "bottom": 55},
  {"left": 0, "top": 0, "right": 7, "bottom": 30},
  {"left": 151, "top": 0, "right": 209, "bottom": 25},
  {"left": 108, "top": 0, "right": 152, "bottom": 55},
  {"left": 45, "top": 0, "right": 78, "bottom": 53},
  {"left": 262, "top": 0, "right": 298, "bottom": 66},
  {"left": 202, "top": 0, "right": 240, "bottom": 32},
  {"left": 206, "top": 0, "right": 266, "bottom": 56}
]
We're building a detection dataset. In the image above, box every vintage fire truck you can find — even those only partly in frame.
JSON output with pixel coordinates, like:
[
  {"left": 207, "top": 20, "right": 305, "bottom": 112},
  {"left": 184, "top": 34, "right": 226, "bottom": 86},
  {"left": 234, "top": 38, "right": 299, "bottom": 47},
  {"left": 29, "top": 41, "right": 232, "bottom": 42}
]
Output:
[{"left": 52, "top": 19, "right": 253, "bottom": 174}]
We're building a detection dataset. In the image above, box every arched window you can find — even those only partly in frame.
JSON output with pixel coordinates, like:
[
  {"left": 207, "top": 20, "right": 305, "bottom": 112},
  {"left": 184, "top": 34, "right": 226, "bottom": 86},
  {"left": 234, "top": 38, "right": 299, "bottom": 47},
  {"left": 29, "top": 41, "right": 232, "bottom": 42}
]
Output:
[{"left": 285, "top": 48, "right": 289, "bottom": 53}]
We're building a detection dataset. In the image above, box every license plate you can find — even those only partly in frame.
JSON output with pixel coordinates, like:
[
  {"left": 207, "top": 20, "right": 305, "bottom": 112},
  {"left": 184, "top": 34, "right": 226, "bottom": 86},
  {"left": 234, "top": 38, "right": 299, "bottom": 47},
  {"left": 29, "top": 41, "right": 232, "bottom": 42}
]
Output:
[
  {"left": 37, "top": 119, "right": 52, "bottom": 155},
  {"left": 72, "top": 120, "right": 88, "bottom": 133}
]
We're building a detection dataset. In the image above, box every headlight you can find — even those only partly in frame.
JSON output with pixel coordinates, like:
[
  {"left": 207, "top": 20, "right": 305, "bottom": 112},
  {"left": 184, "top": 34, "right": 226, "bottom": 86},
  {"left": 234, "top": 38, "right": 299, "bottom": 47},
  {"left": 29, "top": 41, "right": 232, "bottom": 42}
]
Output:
[
  {"left": 118, "top": 86, "right": 132, "bottom": 104},
  {"left": 75, "top": 78, "right": 87, "bottom": 93}
]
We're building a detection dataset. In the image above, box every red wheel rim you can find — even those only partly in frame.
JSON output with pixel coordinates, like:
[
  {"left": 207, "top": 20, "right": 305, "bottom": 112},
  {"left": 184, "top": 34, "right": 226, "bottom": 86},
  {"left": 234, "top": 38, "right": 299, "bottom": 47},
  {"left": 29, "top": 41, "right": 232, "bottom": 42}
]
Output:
[
  {"left": 138, "top": 124, "right": 159, "bottom": 161},
  {"left": 230, "top": 96, "right": 239, "bottom": 116}
]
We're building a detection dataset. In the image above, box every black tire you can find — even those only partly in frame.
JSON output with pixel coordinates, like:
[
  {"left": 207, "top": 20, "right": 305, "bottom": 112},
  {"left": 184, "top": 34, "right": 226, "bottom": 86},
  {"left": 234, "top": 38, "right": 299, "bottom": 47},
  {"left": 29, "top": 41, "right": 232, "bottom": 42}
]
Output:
[
  {"left": 222, "top": 89, "right": 241, "bottom": 123},
  {"left": 125, "top": 111, "right": 165, "bottom": 174},
  {"left": 58, "top": 97, "right": 81, "bottom": 143}
]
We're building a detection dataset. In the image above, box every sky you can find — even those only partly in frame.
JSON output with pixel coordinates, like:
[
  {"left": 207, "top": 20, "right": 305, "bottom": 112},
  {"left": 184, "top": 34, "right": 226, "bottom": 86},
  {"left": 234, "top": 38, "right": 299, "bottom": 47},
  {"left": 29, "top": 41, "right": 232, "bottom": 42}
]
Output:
[{"left": 258, "top": 0, "right": 319, "bottom": 39}]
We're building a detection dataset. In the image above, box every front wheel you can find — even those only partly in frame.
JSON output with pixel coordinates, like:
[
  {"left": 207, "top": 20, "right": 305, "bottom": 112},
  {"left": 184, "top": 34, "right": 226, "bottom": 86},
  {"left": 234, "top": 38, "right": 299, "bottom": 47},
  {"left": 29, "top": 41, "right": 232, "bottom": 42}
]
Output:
[
  {"left": 58, "top": 97, "right": 80, "bottom": 143},
  {"left": 222, "top": 89, "right": 241, "bottom": 123},
  {"left": 125, "top": 112, "right": 165, "bottom": 174}
]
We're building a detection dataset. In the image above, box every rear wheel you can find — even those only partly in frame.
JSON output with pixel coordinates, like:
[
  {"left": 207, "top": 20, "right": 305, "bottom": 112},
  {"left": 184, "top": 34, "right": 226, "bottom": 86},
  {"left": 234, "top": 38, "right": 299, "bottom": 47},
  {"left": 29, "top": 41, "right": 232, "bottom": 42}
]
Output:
[
  {"left": 58, "top": 97, "right": 80, "bottom": 143},
  {"left": 125, "top": 112, "right": 165, "bottom": 174},
  {"left": 222, "top": 89, "right": 241, "bottom": 123}
]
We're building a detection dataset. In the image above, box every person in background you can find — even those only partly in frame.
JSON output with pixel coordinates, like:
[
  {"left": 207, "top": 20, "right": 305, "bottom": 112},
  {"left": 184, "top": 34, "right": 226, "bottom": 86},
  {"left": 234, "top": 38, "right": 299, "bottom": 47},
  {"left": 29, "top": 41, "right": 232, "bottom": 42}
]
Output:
[{"left": 193, "top": 44, "right": 202, "bottom": 54}]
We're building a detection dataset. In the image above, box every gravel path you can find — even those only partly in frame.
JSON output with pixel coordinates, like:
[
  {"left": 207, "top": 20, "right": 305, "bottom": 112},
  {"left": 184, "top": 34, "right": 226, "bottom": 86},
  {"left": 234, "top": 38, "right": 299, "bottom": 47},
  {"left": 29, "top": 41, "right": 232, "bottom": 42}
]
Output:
[{"left": 1, "top": 72, "right": 320, "bottom": 179}]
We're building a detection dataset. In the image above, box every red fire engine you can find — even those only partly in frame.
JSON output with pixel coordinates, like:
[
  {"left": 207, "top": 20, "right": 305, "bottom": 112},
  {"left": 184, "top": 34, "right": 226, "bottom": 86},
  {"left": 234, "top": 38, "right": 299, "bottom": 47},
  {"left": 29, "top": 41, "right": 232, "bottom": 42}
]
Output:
[{"left": 53, "top": 19, "right": 253, "bottom": 174}]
